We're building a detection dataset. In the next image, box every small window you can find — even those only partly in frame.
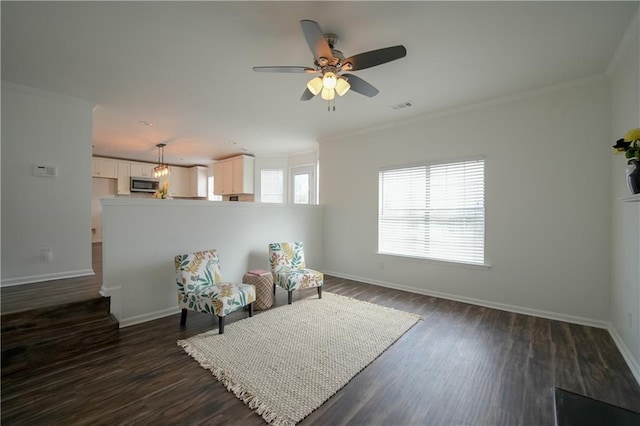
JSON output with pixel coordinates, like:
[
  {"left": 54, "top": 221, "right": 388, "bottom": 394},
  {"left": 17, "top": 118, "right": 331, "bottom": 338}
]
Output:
[
  {"left": 261, "top": 169, "right": 284, "bottom": 203},
  {"left": 290, "top": 165, "right": 316, "bottom": 204},
  {"left": 378, "top": 158, "right": 485, "bottom": 265}
]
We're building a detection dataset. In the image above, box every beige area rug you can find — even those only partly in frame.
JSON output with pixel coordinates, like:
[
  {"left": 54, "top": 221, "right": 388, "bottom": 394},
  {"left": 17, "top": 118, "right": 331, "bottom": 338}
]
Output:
[{"left": 178, "top": 292, "right": 421, "bottom": 426}]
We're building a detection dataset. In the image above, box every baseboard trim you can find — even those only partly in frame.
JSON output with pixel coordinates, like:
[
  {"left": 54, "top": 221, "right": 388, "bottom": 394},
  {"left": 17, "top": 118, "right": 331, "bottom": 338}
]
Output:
[
  {"left": 607, "top": 324, "right": 640, "bottom": 385},
  {"left": 324, "top": 271, "right": 609, "bottom": 330},
  {"left": 119, "top": 307, "right": 180, "bottom": 328},
  {"left": 1, "top": 269, "right": 95, "bottom": 287}
]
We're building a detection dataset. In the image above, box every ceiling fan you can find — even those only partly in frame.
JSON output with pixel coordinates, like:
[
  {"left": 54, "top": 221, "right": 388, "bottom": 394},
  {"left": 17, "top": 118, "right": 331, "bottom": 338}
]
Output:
[{"left": 253, "top": 20, "right": 407, "bottom": 110}]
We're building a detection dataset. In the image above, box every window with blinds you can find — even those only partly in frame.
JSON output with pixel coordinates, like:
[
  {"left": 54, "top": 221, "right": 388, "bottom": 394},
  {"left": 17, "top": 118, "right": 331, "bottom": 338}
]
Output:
[
  {"left": 261, "top": 169, "right": 284, "bottom": 203},
  {"left": 378, "top": 158, "right": 485, "bottom": 265}
]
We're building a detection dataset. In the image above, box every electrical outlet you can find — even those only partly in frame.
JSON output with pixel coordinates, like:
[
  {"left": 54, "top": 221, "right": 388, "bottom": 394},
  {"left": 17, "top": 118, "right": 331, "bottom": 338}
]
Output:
[
  {"left": 41, "top": 247, "right": 52, "bottom": 262},
  {"left": 378, "top": 261, "right": 384, "bottom": 270}
]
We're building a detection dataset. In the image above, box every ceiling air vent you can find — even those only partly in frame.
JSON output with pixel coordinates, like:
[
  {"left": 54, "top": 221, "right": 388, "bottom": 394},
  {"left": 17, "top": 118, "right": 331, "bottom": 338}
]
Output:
[{"left": 390, "top": 101, "right": 413, "bottom": 111}]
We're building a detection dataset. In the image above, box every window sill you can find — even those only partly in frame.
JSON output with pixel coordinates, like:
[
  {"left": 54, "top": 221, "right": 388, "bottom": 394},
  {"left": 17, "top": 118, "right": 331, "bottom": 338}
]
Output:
[{"left": 376, "top": 252, "right": 491, "bottom": 270}]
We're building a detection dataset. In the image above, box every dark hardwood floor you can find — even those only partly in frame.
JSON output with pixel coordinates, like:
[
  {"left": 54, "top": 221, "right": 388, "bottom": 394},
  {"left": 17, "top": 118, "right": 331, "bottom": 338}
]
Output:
[
  {"left": 1, "top": 243, "right": 103, "bottom": 314},
  {"left": 2, "top": 244, "right": 640, "bottom": 425}
]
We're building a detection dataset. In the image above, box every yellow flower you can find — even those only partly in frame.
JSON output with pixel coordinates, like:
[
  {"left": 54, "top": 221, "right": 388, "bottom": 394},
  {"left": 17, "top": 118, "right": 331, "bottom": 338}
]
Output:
[{"left": 624, "top": 128, "right": 640, "bottom": 142}]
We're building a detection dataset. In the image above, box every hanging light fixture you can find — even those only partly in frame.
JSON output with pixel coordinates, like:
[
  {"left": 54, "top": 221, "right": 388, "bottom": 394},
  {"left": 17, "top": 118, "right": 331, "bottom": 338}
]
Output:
[
  {"left": 307, "top": 70, "right": 351, "bottom": 111},
  {"left": 153, "top": 143, "right": 170, "bottom": 178}
]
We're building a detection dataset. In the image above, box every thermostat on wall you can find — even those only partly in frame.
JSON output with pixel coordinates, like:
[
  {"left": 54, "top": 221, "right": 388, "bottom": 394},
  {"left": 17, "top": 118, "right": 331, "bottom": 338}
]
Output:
[{"left": 32, "top": 164, "right": 58, "bottom": 177}]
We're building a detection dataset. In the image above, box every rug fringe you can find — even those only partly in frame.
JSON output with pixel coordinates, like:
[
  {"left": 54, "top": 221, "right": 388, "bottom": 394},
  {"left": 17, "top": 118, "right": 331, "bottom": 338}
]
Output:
[{"left": 177, "top": 340, "right": 296, "bottom": 426}]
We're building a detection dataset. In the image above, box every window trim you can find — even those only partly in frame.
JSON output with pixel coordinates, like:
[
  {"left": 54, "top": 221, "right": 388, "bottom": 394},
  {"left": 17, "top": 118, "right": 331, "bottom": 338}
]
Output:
[
  {"left": 377, "top": 156, "right": 489, "bottom": 267},
  {"left": 289, "top": 163, "right": 317, "bottom": 205}
]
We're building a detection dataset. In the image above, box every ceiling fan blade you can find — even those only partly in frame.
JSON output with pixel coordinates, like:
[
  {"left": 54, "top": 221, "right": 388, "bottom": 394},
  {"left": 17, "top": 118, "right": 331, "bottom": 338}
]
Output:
[
  {"left": 342, "top": 45, "right": 407, "bottom": 71},
  {"left": 253, "top": 66, "right": 314, "bottom": 73},
  {"left": 342, "top": 74, "right": 379, "bottom": 97},
  {"left": 300, "top": 20, "right": 333, "bottom": 60},
  {"left": 300, "top": 87, "right": 315, "bottom": 101}
]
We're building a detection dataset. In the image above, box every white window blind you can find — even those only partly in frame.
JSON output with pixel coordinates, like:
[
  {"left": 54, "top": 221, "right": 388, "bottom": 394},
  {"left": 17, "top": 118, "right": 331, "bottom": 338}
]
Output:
[
  {"left": 261, "top": 169, "right": 284, "bottom": 203},
  {"left": 378, "top": 158, "right": 485, "bottom": 265}
]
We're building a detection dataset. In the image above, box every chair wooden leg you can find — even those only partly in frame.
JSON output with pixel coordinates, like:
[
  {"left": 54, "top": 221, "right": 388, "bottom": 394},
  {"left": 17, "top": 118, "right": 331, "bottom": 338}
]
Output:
[
  {"left": 218, "top": 316, "right": 225, "bottom": 334},
  {"left": 317, "top": 286, "right": 322, "bottom": 299},
  {"left": 288, "top": 290, "right": 293, "bottom": 304},
  {"left": 273, "top": 283, "right": 276, "bottom": 295},
  {"left": 249, "top": 303, "right": 254, "bottom": 317},
  {"left": 180, "top": 309, "right": 188, "bottom": 327}
]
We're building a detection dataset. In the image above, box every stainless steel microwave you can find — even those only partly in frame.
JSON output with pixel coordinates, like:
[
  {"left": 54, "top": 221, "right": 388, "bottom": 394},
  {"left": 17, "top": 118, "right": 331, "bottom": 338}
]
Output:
[{"left": 130, "top": 177, "right": 159, "bottom": 193}]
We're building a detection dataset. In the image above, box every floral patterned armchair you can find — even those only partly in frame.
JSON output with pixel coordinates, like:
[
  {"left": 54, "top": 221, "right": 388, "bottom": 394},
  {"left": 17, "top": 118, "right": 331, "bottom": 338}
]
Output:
[
  {"left": 268, "top": 242, "right": 323, "bottom": 304},
  {"left": 175, "top": 249, "right": 256, "bottom": 334}
]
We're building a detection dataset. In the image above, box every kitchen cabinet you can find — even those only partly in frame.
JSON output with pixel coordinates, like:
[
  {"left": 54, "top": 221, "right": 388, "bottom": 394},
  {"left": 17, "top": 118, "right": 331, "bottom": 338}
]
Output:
[
  {"left": 92, "top": 157, "right": 118, "bottom": 179},
  {"left": 117, "top": 162, "right": 131, "bottom": 195},
  {"left": 213, "top": 155, "right": 254, "bottom": 195},
  {"left": 191, "top": 166, "right": 208, "bottom": 198},
  {"left": 169, "top": 166, "right": 190, "bottom": 198},
  {"left": 213, "top": 163, "right": 223, "bottom": 195},
  {"left": 222, "top": 160, "right": 233, "bottom": 195},
  {"left": 232, "top": 155, "right": 254, "bottom": 194},
  {"left": 168, "top": 166, "right": 208, "bottom": 198},
  {"left": 130, "top": 162, "right": 155, "bottom": 178}
]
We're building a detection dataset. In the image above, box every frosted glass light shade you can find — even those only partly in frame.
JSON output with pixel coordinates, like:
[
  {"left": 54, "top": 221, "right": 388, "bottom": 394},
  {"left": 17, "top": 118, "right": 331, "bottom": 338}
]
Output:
[
  {"left": 321, "top": 88, "right": 335, "bottom": 100},
  {"left": 335, "top": 78, "right": 350, "bottom": 96},
  {"left": 306, "top": 77, "right": 323, "bottom": 96},
  {"left": 322, "top": 72, "right": 337, "bottom": 89}
]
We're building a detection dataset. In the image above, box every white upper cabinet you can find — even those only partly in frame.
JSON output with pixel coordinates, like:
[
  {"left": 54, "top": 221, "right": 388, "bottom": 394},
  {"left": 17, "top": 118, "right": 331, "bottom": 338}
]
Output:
[
  {"left": 92, "top": 156, "right": 210, "bottom": 198},
  {"left": 92, "top": 157, "right": 118, "bottom": 179},
  {"left": 191, "top": 166, "right": 208, "bottom": 198},
  {"left": 117, "top": 162, "right": 131, "bottom": 195},
  {"left": 170, "top": 166, "right": 208, "bottom": 198},
  {"left": 168, "top": 166, "right": 190, "bottom": 198},
  {"left": 213, "top": 155, "right": 254, "bottom": 195},
  {"left": 130, "top": 162, "right": 154, "bottom": 178},
  {"left": 213, "top": 163, "right": 223, "bottom": 195}
]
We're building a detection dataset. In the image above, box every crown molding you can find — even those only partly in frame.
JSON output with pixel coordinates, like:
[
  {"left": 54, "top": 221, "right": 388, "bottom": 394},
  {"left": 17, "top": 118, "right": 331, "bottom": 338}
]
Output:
[{"left": 319, "top": 74, "right": 607, "bottom": 144}]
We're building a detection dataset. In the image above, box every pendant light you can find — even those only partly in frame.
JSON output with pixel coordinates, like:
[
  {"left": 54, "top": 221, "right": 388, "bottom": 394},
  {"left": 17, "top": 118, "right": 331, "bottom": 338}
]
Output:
[{"left": 153, "top": 143, "right": 170, "bottom": 178}]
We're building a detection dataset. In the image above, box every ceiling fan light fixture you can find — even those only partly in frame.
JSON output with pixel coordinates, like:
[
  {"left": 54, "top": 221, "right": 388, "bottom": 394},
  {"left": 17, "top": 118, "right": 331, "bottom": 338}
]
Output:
[
  {"left": 321, "top": 87, "right": 335, "bottom": 100},
  {"left": 322, "top": 72, "right": 337, "bottom": 90},
  {"left": 306, "top": 77, "right": 323, "bottom": 96},
  {"left": 335, "top": 77, "right": 350, "bottom": 96}
]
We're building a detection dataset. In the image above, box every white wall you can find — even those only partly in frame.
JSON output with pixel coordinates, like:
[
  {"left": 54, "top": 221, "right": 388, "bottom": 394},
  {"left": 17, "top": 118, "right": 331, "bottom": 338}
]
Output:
[
  {"left": 101, "top": 199, "right": 323, "bottom": 326},
  {"left": 320, "top": 80, "right": 611, "bottom": 325},
  {"left": 609, "top": 11, "right": 640, "bottom": 380},
  {"left": 288, "top": 149, "right": 318, "bottom": 169},
  {"left": 1, "top": 82, "right": 95, "bottom": 285}
]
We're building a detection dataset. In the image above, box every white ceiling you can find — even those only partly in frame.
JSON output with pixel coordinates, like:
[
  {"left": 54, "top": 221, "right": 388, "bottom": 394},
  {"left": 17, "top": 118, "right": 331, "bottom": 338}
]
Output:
[{"left": 2, "top": 1, "right": 637, "bottom": 166}]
